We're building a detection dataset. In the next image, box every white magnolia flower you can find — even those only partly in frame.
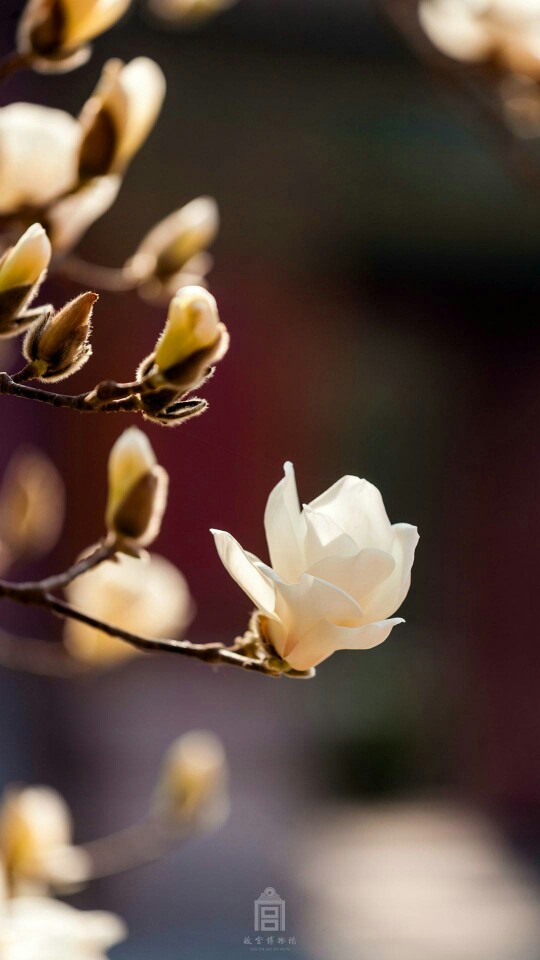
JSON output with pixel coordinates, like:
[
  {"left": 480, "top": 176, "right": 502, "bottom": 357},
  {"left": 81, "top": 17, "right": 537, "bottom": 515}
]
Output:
[
  {"left": 0, "top": 786, "right": 88, "bottom": 891},
  {"left": 212, "top": 463, "right": 419, "bottom": 672},
  {"left": 105, "top": 427, "right": 168, "bottom": 546},
  {"left": 64, "top": 552, "right": 193, "bottom": 665},
  {"left": 0, "top": 104, "right": 80, "bottom": 215},
  {"left": 419, "top": 0, "right": 540, "bottom": 77},
  {"left": 154, "top": 286, "right": 222, "bottom": 372},
  {"left": 153, "top": 731, "right": 229, "bottom": 833},
  {"left": 0, "top": 896, "right": 125, "bottom": 960},
  {"left": 0, "top": 225, "right": 51, "bottom": 293}
]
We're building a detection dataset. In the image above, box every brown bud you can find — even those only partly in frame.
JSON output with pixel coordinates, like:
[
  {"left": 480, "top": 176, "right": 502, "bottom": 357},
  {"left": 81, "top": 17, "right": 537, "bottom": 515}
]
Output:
[{"left": 23, "top": 291, "right": 97, "bottom": 381}]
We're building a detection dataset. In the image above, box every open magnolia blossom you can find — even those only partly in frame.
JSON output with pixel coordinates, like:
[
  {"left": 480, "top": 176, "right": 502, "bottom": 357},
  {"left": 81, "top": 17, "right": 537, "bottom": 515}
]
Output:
[
  {"left": 419, "top": 0, "right": 540, "bottom": 77},
  {"left": 212, "top": 463, "right": 419, "bottom": 673},
  {"left": 125, "top": 196, "right": 219, "bottom": 301},
  {"left": 0, "top": 786, "right": 88, "bottom": 892},
  {"left": 0, "top": 894, "right": 126, "bottom": 960},
  {"left": 17, "top": 0, "right": 133, "bottom": 73},
  {"left": 78, "top": 58, "right": 166, "bottom": 177},
  {"left": 105, "top": 427, "right": 169, "bottom": 546},
  {"left": 152, "top": 731, "right": 230, "bottom": 834},
  {"left": 64, "top": 552, "right": 193, "bottom": 665},
  {"left": 148, "top": 0, "right": 239, "bottom": 24}
]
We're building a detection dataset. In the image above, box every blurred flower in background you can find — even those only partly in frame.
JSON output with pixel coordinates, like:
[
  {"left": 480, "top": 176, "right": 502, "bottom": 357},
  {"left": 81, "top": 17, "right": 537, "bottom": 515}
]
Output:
[{"left": 0, "top": 447, "right": 64, "bottom": 573}]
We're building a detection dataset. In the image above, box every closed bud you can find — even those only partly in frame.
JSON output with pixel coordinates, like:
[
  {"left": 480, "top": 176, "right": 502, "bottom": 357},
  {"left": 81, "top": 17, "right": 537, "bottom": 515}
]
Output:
[
  {"left": 0, "top": 224, "right": 51, "bottom": 293},
  {"left": 79, "top": 58, "right": 165, "bottom": 177},
  {"left": 22, "top": 291, "right": 97, "bottom": 381},
  {"left": 0, "top": 224, "right": 52, "bottom": 338},
  {"left": 17, "top": 0, "right": 133, "bottom": 74},
  {"left": 0, "top": 786, "right": 88, "bottom": 891},
  {"left": 152, "top": 731, "right": 230, "bottom": 834},
  {"left": 147, "top": 286, "right": 229, "bottom": 394},
  {"left": 125, "top": 197, "right": 219, "bottom": 300},
  {"left": 65, "top": 552, "right": 193, "bottom": 666},
  {"left": 106, "top": 428, "right": 168, "bottom": 546}
]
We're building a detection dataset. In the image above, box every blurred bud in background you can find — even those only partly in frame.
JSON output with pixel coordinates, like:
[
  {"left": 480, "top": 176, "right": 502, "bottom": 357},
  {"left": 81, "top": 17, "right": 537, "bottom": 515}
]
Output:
[
  {"left": 125, "top": 197, "right": 219, "bottom": 301},
  {"left": 0, "top": 446, "right": 64, "bottom": 573},
  {"left": 105, "top": 428, "right": 168, "bottom": 547},
  {"left": 79, "top": 58, "right": 166, "bottom": 177},
  {"left": 0, "top": 786, "right": 89, "bottom": 893},
  {"left": 500, "top": 73, "right": 540, "bottom": 136},
  {"left": 147, "top": 0, "right": 239, "bottom": 27},
  {"left": 0, "top": 104, "right": 79, "bottom": 216},
  {"left": 152, "top": 731, "right": 230, "bottom": 834},
  {"left": 23, "top": 291, "right": 97, "bottom": 381},
  {"left": 47, "top": 176, "right": 121, "bottom": 254},
  {"left": 64, "top": 552, "right": 193, "bottom": 666},
  {"left": 0, "top": 893, "right": 126, "bottom": 958},
  {"left": 0, "top": 224, "right": 52, "bottom": 338},
  {"left": 17, "top": 0, "right": 133, "bottom": 74},
  {"left": 419, "top": 0, "right": 540, "bottom": 78}
]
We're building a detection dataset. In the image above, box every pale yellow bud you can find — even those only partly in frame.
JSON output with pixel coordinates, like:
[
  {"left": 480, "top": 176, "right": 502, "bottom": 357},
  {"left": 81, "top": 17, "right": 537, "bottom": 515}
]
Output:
[
  {"left": 0, "top": 225, "right": 51, "bottom": 293},
  {"left": 0, "top": 786, "right": 88, "bottom": 890},
  {"left": 152, "top": 731, "right": 230, "bottom": 833},
  {"left": 79, "top": 58, "right": 166, "bottom": 177},
  {"left": 106, "top": 428, "right": 168, "bottom": 545},
  {"left": 155, "top": 286, "right": 221, "bottom": 374},
  {"left": 17, "top": 0, "right": 133, "bottom": 73},
  {"left": 23, "top": 291, "right": 97, "bottom": 381},
  {"left": 64, "top": 552, "right": 193, "bottom": 666}
]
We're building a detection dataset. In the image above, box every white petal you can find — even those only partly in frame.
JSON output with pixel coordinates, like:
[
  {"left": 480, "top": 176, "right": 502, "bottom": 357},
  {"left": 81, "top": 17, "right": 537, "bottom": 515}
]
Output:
[
  {"left": 303, "top": 504, "right": 359, "bottom": 566},
  {"left": 308, "top": 475, "right": 393, "bottom": 551},
  {"left": 306, "top": 547, "right": 396, "bottom": 606},
  {"left": 362, "top": 523, "right": 419, "bottom": 622},
  {"left": 211, "top": 529, "right": 276, "bottom": 615},
  {"left": 63, "top": 0, "right": 132, "bottom": 47},
  {"left": 263, "top": 462, "right": 307, "bottom": 582},
  {"left": 48, "top": 175, "right": 121, "bottom": 253},
  {"left": 285, "top": 618, "right": 404, "bottom": 671},
  {"left": 272, "top": 573, "right": 364, "bottom": 659}
]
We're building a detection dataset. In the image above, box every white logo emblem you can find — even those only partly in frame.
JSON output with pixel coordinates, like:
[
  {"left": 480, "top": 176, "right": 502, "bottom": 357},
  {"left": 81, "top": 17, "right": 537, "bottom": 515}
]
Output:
[{"left": 254, "top": 887, "right": 286, "bottom": 932}]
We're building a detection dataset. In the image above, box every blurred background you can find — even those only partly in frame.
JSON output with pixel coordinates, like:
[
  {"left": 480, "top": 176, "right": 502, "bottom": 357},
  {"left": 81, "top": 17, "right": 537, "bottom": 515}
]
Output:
[{"left": 1, "top": 0, "right": 540, "bottom": 956}]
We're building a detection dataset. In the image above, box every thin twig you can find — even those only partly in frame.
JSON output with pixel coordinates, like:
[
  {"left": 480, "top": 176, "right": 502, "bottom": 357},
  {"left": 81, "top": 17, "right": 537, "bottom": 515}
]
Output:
[
  {"left": 58, "top": 256, "right": 139, "bottom": 293},
  {"left": 77, "top": 820, "right": 181, "bottom": 881},
  {"left": 0, "top": 372, "right": 143, "bottom": 414},
  {"left": 0, "top": 627, "right": 90, "bottom": 678}
]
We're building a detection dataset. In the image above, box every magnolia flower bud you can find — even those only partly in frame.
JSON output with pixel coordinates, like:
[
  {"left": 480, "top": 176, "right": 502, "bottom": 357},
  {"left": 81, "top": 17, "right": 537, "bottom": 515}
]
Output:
[
  {"left": 0, "top": 225, "right": 51, "bottom": 293},
  {"left": 79, "top": 58, "right": 166, "bottom": 177},
  {"left": 0, "top": 786, "right": 88, "bottom": 891},
  {"left": 0, "top": 447, "right": 64, "bottom": 570},
  {"left": 125, "top": 197, "right": 219, "bottom": 300},
  {"left": 106, "top": 428, "right": 168, "bottom": 546},
  {"left": 17, "top": 0, "right": 133, "bottom": 74},
  {"left": 152, "top": 732, "right": 230, "bottom": 834},
  {"left": 0, "top": 224, "right": 52, "bottom": 337},
  {"left": 145, "top": 286, "right": 229, "bottom": 395},
  {"left": 148, "top": 0, "right": 239, "bottom": 24},
  {"left": 47, "top": 175, "right": 121, "bottom": 254},
  {"left": 22, "top": 291, "right": 97, "bottom": 381},
  {"left": 64, "top": 552, "right": 193, "bottom": 665}
]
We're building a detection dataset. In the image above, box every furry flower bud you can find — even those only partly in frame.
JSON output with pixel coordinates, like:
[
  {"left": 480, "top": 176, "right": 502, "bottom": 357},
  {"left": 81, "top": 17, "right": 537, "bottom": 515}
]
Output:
[
  {"left": 17, "top": 0, "right": 133, "bottom": 74},
  {"left": 22, "top": 291, "right": 96, "bottom": 381},
  {"left": 152, "top": 732, "right": 230, "bottom": 834},
  {"left": 79, "top": 58, "right": 166, "bottom": 177},
  {"left": 145, "top": 286, "right": 229, "bottom": 395},
  {"left": 106, "top": 428, "right": 168, "bottom": 546}
]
